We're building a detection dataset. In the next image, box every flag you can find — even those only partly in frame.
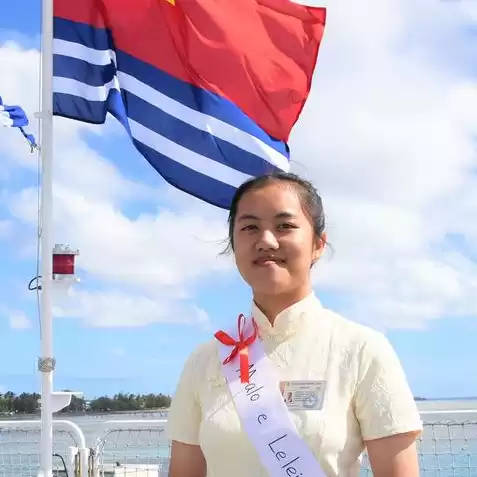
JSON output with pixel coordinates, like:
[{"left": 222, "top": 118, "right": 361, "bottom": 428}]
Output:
[
  {"left": 0, "top": 96, "right": 38, "bottom": 151},
  {"left": 53, "top": 0, "right": 326, "bottom": 209}
]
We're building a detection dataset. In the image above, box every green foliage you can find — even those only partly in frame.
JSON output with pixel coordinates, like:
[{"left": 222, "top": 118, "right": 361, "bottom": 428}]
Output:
[
  {"left": 87, "top": 392, "right": 171, "bottom": 412},
  {"left": 0, "top": 390, "right": 171, "bottom": 414},
  {"left": 0, "top": 391, "right": 40, "bottom": 414}
]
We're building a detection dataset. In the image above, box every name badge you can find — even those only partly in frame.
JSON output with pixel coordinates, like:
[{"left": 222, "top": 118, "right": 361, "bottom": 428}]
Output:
[{"left": 282, "top": 380, "right": 326, "bottom": 410}]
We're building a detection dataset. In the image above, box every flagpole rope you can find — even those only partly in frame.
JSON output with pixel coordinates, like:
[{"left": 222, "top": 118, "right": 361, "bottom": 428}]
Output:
[
  {"left": 24, "top": 31, "right": 45, "bottom": 340},
  {"left": 35, "top": 7, "right": 44, "bottom": 339}
]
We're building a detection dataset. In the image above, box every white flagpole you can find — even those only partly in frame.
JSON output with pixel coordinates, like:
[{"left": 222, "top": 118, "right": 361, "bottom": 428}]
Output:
[{"left": 39, "top": 0, "right": 54, "bottom": 475}]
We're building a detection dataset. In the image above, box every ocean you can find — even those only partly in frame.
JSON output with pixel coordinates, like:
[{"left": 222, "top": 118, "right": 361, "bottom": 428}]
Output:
[{"left": 1, "top": 403, "right": 476, "bottom": 476}]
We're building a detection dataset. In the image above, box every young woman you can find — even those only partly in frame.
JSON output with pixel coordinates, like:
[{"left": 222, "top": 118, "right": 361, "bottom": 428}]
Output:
[{"left": 167, "top": 173, "right": 422, "bottom": 477}]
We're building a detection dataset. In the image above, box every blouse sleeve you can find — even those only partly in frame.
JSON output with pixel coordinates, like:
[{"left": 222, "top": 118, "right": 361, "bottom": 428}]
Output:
[
  {"left": 354, "top": 332, "right": 423, "bottom": 441},
  {"left": 166, "top": 350, "right": 202, "bottom": 445}
]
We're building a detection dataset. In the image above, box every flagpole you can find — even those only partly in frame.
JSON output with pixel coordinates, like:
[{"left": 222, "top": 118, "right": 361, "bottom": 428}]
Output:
[{"left": 39, "top": 0, "right": 54, "bottom": 475}]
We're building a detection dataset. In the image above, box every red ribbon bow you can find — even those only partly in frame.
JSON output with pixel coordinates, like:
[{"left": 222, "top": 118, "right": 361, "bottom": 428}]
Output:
[{"left": 214, "top": 314, "right": 258, "bottom": 383}]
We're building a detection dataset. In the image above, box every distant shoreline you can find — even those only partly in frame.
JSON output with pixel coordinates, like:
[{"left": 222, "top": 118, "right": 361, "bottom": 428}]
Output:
[
  {"left": 0, "top": 408, "right": 168, "bottom": 420},
  {"left": 2, "top": 397, "right": 477, "bottom": 421}
]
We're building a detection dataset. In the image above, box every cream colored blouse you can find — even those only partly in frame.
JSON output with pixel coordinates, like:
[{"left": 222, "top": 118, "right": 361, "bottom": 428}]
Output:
[{"left": 167, "top": 293, "right": 422, "bottom": 476}]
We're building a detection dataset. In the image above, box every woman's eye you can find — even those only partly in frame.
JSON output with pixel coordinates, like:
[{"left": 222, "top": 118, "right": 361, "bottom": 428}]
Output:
[
  {"left": 241, "top": 224, "right": 257, "bottom": 231},
  {"left": 278, "top": 223, "right": 296, "bottom": 230}
]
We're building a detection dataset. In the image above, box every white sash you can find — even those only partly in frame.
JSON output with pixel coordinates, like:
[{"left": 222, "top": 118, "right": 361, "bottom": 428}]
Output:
[{"left": 218, "top": 320, "right": 327, "bottom": 477}]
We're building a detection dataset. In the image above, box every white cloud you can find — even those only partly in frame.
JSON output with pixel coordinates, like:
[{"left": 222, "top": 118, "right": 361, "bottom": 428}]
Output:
[
  {"left": 8, "top": 310, "right": 31, "bottom": 330},
  {"left": 1, "top": 0, "right": 476, "bottom": 331},
  {"left": 52, "top": 288, "right": 211, "bottom": 329},
  {"left": 292, "top": 0, "right": 477, "bottom": 327},
  {"left": 7, "top": 183, "right": 231, "bottom": 294}
]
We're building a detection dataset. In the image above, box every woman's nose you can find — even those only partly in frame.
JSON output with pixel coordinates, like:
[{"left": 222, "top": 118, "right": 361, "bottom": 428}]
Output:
[{"left": 256, "top": 229, "right": 279, "bottom": 251}]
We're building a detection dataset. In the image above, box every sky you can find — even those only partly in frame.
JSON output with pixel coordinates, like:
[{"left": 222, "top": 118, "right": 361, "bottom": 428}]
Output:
[{"left": 0, "top": 0, "right": 476, "bottom": 400}]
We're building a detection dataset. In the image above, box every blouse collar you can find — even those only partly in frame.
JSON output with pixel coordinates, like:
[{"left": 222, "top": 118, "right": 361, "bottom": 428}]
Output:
[{"left": 251, "top": 292, "right": 322, "bottom": 339}]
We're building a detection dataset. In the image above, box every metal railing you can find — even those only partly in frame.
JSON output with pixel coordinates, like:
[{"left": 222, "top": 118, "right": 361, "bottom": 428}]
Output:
[
  {"left": 92, "top": 419, "right": 169, "bottom": 477},
  {"left": 361, "top": 411, "right": 477, "bottom": 476},
  {"left": 0, "top": 409, "right": 476, "bottom": 476},
  {"left": 0, "top": 420, "right": 88, "bottom": 477}
]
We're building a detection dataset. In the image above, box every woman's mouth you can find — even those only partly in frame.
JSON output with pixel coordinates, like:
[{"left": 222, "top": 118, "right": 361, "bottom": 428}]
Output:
[{"left": 253, "top": 257, "right": 285, "bottom": 266}]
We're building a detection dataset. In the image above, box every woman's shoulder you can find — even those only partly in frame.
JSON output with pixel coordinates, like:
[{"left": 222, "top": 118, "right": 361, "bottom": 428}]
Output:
[
  {"left": 181, "top": 337, "right": 222, "bottom": 377},
  {"left": 320, "top": 307, "right": 396, "bottom": 358},
  {"left": 188, "top": 338, "right": 220, "bottom": 361}
]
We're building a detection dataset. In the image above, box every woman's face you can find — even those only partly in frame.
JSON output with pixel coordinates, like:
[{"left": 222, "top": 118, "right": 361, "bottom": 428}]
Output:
[{"left": 232, "top": 182, "right": 325, "bottom": 299}]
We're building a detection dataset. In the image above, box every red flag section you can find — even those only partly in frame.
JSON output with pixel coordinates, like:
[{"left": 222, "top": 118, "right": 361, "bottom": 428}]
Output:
[{"left": 54, "top": 0, "right": 326, "bottom": 142}]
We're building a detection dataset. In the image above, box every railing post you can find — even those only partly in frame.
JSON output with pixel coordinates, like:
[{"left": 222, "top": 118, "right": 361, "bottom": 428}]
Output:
[
  {"left": 79, "top": 447, "right": 90, "bottom": 477},
  {"left": 66, "top": 447, "right": 78, "bottom": 477}
]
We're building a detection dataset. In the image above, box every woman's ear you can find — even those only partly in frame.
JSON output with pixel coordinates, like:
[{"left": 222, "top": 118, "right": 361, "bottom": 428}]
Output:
[{"left": 312, "top": 232, "right": 327, "bottom": 263}]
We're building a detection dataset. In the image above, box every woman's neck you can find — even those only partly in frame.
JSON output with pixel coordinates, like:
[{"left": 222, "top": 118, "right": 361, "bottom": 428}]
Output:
[{"left": 253, "top": 288, "right": 312, "bottom": 325}]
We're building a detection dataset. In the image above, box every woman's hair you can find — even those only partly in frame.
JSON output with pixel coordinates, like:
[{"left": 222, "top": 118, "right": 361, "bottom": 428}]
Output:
[{"left": 223, "top": 172, "right": 326, "bottom": 253}]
